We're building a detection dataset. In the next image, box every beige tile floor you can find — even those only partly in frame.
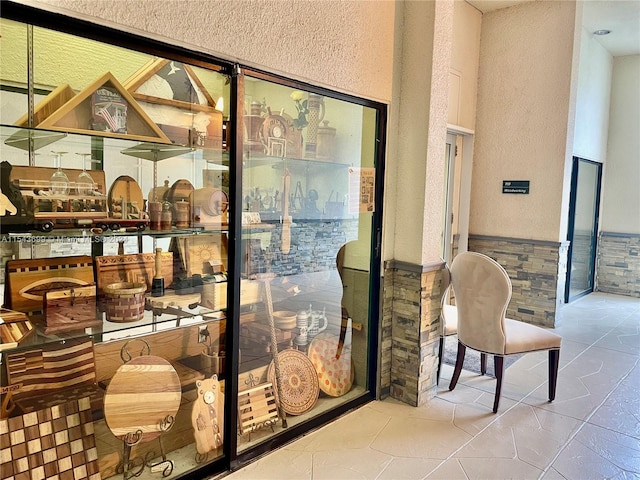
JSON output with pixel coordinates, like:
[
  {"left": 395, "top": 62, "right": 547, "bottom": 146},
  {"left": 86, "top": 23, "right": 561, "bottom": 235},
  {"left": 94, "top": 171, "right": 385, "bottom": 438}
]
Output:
[{"left": 221, "top": 292, "right": 640, "bottom": 480}]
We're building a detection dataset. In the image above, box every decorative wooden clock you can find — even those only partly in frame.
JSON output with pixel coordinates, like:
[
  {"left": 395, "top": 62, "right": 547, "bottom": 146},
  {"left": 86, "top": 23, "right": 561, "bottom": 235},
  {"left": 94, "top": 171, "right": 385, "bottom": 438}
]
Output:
[{"left": 260, "top": 111, "right": 302, "bottom": 158}]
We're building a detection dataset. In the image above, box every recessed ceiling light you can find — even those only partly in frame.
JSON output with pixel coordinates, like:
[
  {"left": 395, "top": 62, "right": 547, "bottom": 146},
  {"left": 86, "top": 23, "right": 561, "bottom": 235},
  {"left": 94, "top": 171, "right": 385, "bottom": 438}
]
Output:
[{"left": 593, "top": 29, "right": 611, "bottom": 36}]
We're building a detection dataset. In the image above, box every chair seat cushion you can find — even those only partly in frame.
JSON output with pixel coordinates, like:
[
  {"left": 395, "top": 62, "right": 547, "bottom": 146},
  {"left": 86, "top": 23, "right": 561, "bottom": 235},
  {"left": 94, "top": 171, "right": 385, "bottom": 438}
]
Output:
[
  {"left": 504, "top": 318, "right": 562, "bottom": 354},
  {"left": 442, "top": 304, "right": 458, "bottom": 336}
]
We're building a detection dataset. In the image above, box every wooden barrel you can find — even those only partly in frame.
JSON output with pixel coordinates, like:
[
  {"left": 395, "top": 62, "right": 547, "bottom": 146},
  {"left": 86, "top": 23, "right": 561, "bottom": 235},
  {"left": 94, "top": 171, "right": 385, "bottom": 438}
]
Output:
[
  {"left": 165, "top": 178, "right": 194, "bottom": 204},
  {"left": 103, "top": 282, "right": 146, "bottom": 322},
  {"left": 174, "top": 200, "right": 190, "bottom": 228},
  {"left": 191, "top": 187, "right": 228, "bottom": 217}
]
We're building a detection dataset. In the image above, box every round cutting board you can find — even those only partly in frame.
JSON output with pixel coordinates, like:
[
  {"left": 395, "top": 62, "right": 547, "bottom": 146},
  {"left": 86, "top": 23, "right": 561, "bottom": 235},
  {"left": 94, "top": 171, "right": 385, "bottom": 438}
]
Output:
[
  {"left": 104, "top": 355, "right": 181, "bottom": 443},
  {"left": 107, "top": 175, "right": 144, "bottom": 219},
  {"left": 308, "top": 333, "right": 353, "bottom": 397},
  {"left": 267, "top": 349, "right": 319, "bottom": 415}
]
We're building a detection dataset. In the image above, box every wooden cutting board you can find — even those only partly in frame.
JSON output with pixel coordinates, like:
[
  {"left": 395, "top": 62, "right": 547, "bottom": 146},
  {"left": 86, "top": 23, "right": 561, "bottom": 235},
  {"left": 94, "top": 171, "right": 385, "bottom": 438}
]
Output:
[
  {"left": 108, "top": 175, "right": 144, "bottom": 219},
  {"left": 0, "top": 318, "right": 34, "bottom": 351},
  {"left": 104, "top": 355, "right": 181, "bottom": 443},
  {"left": 95, "top": 252, "right": 174, "bottom": 294},
  {"left": 267, "top": 349, "right": 319, "bottom": 415},
  {"left": 4, "top": 256, "right": 95, "bottom": 315},
  {"left": 176, "top": 234, "right": 228, "bottom": 276},
  {"left": 0, "top": 308, "right": 28, "bottom": 323},
  {"left": 308, "top": 332, "right": 353, "bottom": 397}
]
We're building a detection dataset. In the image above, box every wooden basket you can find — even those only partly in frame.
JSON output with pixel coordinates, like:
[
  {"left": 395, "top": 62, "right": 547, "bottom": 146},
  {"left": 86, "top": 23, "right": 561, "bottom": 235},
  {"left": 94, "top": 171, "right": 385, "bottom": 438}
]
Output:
[{"left": 103, "top": 282, "right": 146, "bottom": 323}]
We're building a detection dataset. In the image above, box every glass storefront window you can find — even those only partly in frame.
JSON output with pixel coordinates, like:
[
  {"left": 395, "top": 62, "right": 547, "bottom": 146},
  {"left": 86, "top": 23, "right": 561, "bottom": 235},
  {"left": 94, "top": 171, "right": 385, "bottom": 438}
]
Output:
[
  {"left": 1, "top": 18, "right": 230, "bottom": 479},
  {"left": 1, "top": 7, "right": 384, "bottom": 477},
  {"left": 237, "top": 76, "right": 378, "bottom": 451}
]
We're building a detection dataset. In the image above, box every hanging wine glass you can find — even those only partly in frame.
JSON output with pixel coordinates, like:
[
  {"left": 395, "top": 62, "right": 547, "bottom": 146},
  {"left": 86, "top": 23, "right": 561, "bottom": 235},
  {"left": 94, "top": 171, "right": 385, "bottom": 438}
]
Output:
[
  {"left": 50, "top": 151, "right": 70, "bottom": 195},
  {"left": 75, "top": 153, "right": 95, "bottom": 196}
]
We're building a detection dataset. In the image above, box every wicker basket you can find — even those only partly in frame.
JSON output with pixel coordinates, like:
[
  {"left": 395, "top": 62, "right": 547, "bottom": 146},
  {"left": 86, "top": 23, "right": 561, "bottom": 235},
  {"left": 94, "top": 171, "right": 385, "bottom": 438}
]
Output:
[{"left": 103, "top": 282, "right": 146, "bottom": 323}]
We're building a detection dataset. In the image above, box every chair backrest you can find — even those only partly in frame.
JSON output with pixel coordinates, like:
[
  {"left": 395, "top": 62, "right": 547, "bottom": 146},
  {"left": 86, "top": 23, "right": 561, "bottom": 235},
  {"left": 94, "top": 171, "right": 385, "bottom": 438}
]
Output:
[{"left": 450, "top": 252, "right": 512, "bottom": 354}]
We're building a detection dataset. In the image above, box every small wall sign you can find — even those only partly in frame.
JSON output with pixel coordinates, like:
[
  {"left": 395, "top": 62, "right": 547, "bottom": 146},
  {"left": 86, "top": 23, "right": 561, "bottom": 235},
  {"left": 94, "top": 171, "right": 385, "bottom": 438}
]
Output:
[{"left": 502, "top": 180, "right": 530, "bottom": 194}]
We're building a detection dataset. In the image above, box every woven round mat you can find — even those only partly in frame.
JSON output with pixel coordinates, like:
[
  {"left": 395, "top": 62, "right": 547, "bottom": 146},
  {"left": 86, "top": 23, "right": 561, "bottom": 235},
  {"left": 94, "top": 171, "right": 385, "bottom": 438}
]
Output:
[
  {"left": 268, "top": 349, "right": 319, "bottom": 415},
  {"left": 308, "top": 333, "right": 353, "bottom": 397}
]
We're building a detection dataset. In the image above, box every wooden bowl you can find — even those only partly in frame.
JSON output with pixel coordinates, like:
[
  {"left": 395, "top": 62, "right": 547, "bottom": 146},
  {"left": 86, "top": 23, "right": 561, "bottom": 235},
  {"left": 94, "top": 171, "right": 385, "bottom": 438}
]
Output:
[{"left": 272, "top": 310, "right": 297, "bottom": 330}]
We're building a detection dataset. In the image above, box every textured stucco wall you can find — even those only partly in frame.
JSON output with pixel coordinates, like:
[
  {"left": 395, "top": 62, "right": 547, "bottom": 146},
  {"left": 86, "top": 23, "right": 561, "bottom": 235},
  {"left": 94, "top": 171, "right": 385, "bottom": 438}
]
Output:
[
  {"left": 471, "top": 0, "right": 576, "bottom": 242},
  {"left": 573, "top": 27, "right": 613, "bottom": 162},
  {"left": 17, "top": 0, "right": 395, "bottom": 103},
  {"left": 601, "top": 55, "right": 640, "bottom": 234},
  {"left": 390, "top": 0, "right": 453, "bottom": 266}
]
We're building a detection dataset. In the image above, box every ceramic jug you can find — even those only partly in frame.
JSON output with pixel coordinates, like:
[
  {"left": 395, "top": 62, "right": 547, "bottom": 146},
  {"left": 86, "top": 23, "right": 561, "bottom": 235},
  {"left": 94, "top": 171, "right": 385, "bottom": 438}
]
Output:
[
  {"left": 308, "top": 307, "right": 328, "bottom": 339},
  {"left": 295, "top": 308, "right": 310, "bottom": 346}
]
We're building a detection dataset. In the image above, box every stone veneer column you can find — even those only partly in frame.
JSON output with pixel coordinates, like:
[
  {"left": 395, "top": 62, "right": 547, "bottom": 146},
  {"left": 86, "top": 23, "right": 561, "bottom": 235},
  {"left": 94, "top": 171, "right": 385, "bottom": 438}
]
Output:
[
  {"left": 468, "top": 235, "right": 569, "bottom": 328},
  {"left": 382, "top": 260, "right": 445, "bottom": 406},
  {"left": 596, "top": 232, "right": 640, "bottom": 298}
]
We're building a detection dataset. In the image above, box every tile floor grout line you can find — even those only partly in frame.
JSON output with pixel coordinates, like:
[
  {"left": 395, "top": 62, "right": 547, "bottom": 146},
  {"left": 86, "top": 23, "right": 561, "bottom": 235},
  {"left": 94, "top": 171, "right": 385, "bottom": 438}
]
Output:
[
  {"left": 536, "top": 354, "right": 640, "bottom": 479},
  {"left": 428, "top": 332, "right": 609, "bottom": 480},
  {"left": 431, "top": 334, "right": 638, "bottom": 479},
  {"left": 424, "top": 306, "right": 636, "bottom": 478},
  {"left": 370, "top": 414, "right": 395, "bottom": 480},
  {"left": 423, "top": 391, "right": 527, "bottom": 478}
]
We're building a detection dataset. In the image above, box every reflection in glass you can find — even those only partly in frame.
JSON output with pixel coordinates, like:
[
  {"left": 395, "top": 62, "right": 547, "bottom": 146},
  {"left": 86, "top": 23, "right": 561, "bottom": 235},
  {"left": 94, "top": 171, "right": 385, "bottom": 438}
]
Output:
[
  {"left": 238, "top": 78, "right": 377, "bottom": 453},
  {"left": 568, "top": 159, "right": 601, "bottom": 300}
]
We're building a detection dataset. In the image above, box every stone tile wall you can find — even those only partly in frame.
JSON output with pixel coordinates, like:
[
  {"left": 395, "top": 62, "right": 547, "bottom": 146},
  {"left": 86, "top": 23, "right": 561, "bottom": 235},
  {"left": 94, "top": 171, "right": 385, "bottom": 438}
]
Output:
[
  {"left": 247, "top": 220, "right": 356, "bottom": 276},
  {"left": 596, "top": 232, "right": 640, "bottom": 298},
  {"left": 468, "top": 235, "right": 569, "bottom": 328},
  {"left": 382, "top": 260, "right": 445, "bottom": 406}
]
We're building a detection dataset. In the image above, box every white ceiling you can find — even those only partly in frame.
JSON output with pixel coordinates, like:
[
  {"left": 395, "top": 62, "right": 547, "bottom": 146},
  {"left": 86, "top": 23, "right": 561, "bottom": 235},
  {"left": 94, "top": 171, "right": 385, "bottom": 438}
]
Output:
[{"left": 467, "top": 0, "right": 640, "bottom": 57}]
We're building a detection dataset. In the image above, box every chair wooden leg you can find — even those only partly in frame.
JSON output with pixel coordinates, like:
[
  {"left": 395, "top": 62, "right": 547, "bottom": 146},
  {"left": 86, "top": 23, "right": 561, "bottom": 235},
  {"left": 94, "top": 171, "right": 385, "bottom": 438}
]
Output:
[
  {"left": 480, "top": 353, "right": 487, "bottom": 375},
  {"left": 448, "top": 342, "right": 466, "bottom": 391},
  {"left": 437, "top": 336, "right": 445, "bottom": 386},
  {"left": 548, "top": 349, "right": 560, "bottom": 402},
  {"left": 492, "top": 355, "right": 505, "bottom": 413}
]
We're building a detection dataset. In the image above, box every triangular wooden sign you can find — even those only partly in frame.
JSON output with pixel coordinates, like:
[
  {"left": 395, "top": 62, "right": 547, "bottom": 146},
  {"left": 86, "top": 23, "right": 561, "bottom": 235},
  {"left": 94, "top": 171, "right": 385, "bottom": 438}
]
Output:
[
  {"left": 14, "top": 83, "right": 76, "bottom": 128},
  {"left": 124, "top": 58, "right": 220, "bottom": 113},
  {"left": 39, "top": 72, "right": 171, "bottom": 144}
]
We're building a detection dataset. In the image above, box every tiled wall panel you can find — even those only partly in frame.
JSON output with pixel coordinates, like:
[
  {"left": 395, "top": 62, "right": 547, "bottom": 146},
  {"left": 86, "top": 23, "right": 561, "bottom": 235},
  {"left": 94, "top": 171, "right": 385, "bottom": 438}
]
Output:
[
  {"left": 382, "top": 261, "right": 445, "bottom": 406},
  {"left": 596, "top": 232, "right": 640, "bottom": 298},
  {"left": 468, "top": 235, "right": 569, "bottom": 327}
]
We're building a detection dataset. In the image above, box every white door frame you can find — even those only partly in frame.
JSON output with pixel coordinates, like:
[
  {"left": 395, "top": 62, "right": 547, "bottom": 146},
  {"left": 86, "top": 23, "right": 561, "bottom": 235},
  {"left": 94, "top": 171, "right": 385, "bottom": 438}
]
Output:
[{"left": 446, "top": 124, "right": 474, "bottom": 256}]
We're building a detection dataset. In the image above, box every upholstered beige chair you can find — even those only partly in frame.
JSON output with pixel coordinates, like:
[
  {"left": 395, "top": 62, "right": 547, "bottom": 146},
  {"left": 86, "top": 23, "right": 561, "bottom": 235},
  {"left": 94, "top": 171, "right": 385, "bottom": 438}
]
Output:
[
  {"left": 437, "top": 262, "right": 486, "bottom": 385},
  {"left": 448, "top": 252, "right": 562, "bottom": 413}
]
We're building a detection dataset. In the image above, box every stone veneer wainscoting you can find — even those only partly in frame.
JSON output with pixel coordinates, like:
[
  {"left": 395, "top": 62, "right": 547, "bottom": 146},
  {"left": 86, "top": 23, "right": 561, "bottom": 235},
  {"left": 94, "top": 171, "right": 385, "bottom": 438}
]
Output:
[
  {"left": 381, "top": 260, "right": 446, "bottom": 406},
  {"left": 596, "top": 232, "right": 640, "bottom": 298},
  {"left": 468, "top": 235, "right": 569, "bottom": 328}
]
